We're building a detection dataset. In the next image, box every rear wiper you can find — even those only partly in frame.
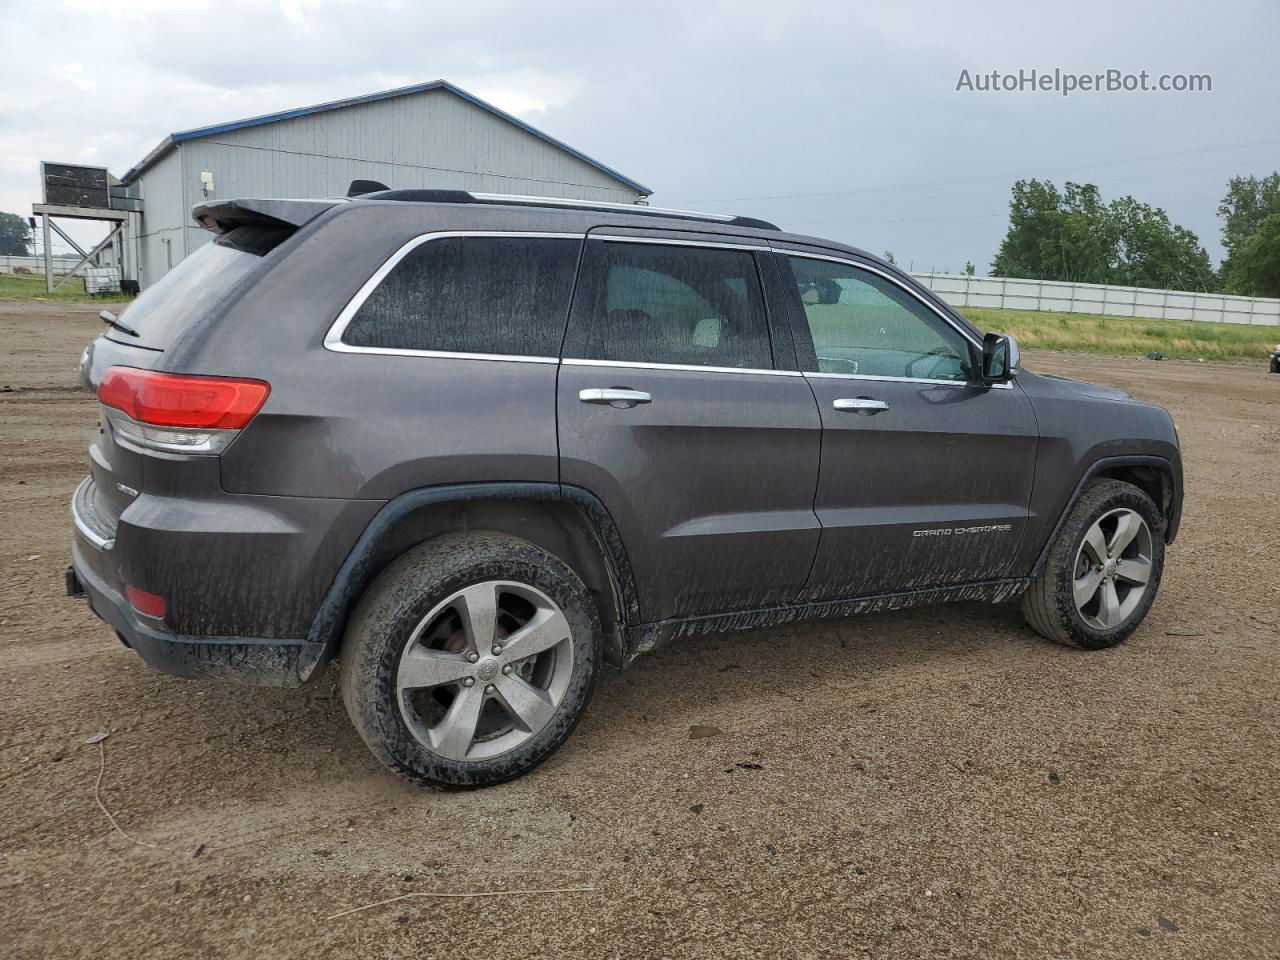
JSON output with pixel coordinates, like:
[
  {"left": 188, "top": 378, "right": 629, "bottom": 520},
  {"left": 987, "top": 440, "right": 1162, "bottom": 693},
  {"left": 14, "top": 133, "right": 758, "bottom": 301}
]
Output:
[{"left": 99, "top": 309, "right": 140, "bottom": 338}]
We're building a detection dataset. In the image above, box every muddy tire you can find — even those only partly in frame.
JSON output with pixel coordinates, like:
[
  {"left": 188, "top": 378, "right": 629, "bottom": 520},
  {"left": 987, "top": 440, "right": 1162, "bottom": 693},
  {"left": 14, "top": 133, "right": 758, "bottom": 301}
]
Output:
[
  {"left": 340, "top": 532, "right": 600, "bottom": 789},
  {"left": 1020, "top": 479, "right": 1165, "bottom": 650}
]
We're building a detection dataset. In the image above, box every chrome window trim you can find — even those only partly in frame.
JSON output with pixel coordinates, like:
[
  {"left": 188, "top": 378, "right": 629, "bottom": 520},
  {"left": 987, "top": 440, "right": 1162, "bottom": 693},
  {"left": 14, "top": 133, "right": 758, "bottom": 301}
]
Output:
[
  {"left": 72, "top": 476, "right": 114, "bottom": 551},
  {"left": 804, "top": 371, "right": 1013, "bottom": 390},
  {"left": 323, "top": 230, "right": 584, "bottom": 362},
  {"left": 326, "top": 344, "right": 559, "bottom": 363},
  {"left": 589, "top": 234, "right": 772, "bottom": 252},
  {"left": 563, "top": 358, "right": 801, "bottom": 377}
]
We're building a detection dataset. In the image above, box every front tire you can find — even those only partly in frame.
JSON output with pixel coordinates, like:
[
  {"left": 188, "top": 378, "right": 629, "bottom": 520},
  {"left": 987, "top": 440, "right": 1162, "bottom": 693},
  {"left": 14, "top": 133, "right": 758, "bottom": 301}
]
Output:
[
  {"left": 1020, "top": 479, "right": 1165, "bottom": 649},
  {"left": 340, "top": 533, "right": 600, "bottom": 789}
]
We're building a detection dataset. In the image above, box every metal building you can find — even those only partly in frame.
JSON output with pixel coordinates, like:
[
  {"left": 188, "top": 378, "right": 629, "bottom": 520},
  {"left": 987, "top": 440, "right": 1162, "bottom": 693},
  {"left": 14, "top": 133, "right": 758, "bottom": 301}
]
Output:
[{"left": 118, "top": 79, "right": 651, "bottom": 287}]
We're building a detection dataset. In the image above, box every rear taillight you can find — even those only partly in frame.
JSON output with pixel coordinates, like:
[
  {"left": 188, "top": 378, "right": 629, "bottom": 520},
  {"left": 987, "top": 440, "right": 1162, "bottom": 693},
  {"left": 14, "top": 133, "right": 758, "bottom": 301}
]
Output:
[{"left": 98, "top": 366, "right": 270, "bottom": 454}]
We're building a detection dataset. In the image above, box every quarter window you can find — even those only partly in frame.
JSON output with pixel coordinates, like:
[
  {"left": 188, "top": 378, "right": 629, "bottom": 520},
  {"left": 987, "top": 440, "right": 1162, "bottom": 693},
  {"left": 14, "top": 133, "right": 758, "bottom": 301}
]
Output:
[
  {"left": 785, "top": 256, "right": 973, "bottom": 381},
  {"left": 566, "top": 241, "right": 773, "bottom": 369},
  {"left": 342, "top": 236, "right": 579, "bottom": 357}
]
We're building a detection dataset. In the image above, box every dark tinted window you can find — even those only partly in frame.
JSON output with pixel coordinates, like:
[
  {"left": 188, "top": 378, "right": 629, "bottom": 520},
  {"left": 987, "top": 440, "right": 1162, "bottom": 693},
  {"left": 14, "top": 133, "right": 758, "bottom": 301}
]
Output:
[
  {"left": 110, "top": 225, "right": 289, "bottom": 349},
  {"left": 566, "top": 241, "right": 773, "bottom": 369},
  {"left": 343, "top": 236, "right": 579, "bottom": 356}
]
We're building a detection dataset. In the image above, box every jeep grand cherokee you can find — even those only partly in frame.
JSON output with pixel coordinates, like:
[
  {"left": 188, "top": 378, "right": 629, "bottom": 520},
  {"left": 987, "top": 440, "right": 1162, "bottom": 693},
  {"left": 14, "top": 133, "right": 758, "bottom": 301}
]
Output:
[{"left": 68, "top": 187, "right": 1183, "bottom": 788}]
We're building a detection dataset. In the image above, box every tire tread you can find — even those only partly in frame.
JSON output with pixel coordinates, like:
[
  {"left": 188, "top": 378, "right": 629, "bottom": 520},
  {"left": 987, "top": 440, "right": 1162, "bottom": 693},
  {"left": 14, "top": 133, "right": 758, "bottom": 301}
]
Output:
[
  {"left": 339, "top": 532, "right": 600, "bottom": 789},
  {"left": 1020, "top": 479, "right": 1165, "bottom": 650}
]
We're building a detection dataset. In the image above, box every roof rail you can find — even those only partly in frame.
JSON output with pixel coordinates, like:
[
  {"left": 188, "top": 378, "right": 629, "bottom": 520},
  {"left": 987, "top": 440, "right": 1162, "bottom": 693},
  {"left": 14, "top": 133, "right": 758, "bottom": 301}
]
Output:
[{"left": 349, "top": 183, "right": 780, "bottom": 231}]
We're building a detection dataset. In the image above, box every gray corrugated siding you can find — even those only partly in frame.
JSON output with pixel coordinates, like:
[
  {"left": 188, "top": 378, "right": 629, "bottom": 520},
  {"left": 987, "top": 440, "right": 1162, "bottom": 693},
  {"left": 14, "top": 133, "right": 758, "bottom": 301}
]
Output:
[
  {"left": 133, "top": 87, "right": 642, "bottom": 285},
  {"left": 133, "top": 150, "right": 186, "bottom": 287}
]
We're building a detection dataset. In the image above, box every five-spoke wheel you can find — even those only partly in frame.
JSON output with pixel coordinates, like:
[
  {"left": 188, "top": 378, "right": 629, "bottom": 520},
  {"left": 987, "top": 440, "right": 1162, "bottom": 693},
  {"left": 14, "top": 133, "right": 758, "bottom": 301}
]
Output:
[
  {"left": 1071, "top": 507, "right": 1154, "bottom": 630},
  {"left": 396, "top": 581, "right": 574, "bottom": 762},
  {"left": 341, "top": 533, "right": 599, "bottom": 789},
  {"left": 1021, "top": 479, "right": 1165, "bottom": 649}
]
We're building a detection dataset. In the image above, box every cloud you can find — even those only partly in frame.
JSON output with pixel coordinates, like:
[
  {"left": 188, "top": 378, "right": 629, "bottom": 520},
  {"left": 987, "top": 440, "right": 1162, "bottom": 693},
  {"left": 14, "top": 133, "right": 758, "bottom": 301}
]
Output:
[{"left": 2, "top": 0, "right": 1277, "bottom": 265}]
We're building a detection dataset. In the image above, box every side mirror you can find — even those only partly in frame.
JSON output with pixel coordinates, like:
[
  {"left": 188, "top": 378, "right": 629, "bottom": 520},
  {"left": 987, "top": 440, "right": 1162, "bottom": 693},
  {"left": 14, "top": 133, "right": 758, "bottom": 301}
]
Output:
[{"left": 981, "top": 332, "right": 1019, "bottom": 382}]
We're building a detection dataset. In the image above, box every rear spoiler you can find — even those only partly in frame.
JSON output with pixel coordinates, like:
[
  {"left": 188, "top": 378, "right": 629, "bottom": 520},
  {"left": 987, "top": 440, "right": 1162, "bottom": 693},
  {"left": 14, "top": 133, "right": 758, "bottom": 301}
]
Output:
[{"left": 191, "top": 197, "right": 341, "bottom": 235}]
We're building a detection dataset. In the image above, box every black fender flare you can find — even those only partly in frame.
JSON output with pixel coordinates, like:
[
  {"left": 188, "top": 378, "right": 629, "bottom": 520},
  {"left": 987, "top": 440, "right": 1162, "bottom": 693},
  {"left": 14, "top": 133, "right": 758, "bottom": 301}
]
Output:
[
  {"left": 1031, "top": 454, "right": 1182, "bottom": 577},
  {"left": 304, "top": 482, "right": 641, "bottom": 667}
]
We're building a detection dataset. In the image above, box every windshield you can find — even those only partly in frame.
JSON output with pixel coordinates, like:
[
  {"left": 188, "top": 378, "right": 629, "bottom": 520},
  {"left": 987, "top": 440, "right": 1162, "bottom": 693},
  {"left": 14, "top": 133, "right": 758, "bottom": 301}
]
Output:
[{"left": 108, "top": 225, "right": 291, "bottom": 349}]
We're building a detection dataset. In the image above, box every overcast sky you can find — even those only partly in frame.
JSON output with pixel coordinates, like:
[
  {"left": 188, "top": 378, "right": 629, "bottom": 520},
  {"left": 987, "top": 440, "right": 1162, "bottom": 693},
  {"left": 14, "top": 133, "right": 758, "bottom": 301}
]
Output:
[{"left": 2, "top": 0, "right": 1277, "bottom": 271}]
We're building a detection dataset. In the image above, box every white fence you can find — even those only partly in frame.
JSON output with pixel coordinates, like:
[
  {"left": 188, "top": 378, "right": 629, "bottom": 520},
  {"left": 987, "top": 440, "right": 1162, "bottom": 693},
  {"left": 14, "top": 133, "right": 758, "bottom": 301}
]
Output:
[
  {"left": 913, "top": 272, "right": 1280, "bottom": 327},
  {"left": 6, "top": 251, "right": 1277, "bottom": 325},
  {"left": 0, "top": 255, "right": 77, "bottom": 276}
]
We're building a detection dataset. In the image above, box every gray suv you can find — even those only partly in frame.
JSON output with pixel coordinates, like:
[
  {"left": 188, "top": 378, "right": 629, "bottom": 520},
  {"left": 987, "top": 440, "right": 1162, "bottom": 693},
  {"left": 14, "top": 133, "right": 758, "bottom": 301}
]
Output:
[{"left": 68, "top": 188, "right": 1183, "bottom": 788}]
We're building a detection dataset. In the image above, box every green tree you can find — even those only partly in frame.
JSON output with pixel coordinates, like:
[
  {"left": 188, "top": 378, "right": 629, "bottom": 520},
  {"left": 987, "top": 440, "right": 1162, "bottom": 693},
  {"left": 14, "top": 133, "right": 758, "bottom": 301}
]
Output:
[
  {"left": 990, "top": 179, "right": 1064, "bottom": 279},
  {"left": 991, "top": 179, "right": 1215, "bottom": 291},
  {"left": 1056, "top": 182, "right": 1116, "bottom": 283},
  {"left": 0, "top": 211, "right": 31, "bottom": 256},
  {"left": 963, "top": 260, "right": 976, "bottom": 276},
  {"left": 882, "top": 250, "right": 896, "bottom": 265},
  {"left": 1218, "top": 173, "right": 1280, "bottom": 295},
  {"left": 1111, "top": 195, "right": 1217, "bottom": 290},
  {"left": 1221, "top": 211, "right": 1280, "bottom": 297}
]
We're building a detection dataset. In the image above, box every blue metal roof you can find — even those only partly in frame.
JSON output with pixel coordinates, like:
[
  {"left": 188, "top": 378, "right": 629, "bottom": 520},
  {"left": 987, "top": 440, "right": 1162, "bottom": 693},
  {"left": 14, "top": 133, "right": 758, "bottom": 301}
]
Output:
[{"left": 121, "top": 79, "right": 651, "bottom": 195}]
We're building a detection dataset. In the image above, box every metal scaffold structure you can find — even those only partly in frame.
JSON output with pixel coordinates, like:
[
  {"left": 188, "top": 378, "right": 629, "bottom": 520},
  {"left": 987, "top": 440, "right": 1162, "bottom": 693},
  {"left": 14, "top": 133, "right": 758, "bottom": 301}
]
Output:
[{"left": 32, "top": 162, "right": 141, "bottom": 293}]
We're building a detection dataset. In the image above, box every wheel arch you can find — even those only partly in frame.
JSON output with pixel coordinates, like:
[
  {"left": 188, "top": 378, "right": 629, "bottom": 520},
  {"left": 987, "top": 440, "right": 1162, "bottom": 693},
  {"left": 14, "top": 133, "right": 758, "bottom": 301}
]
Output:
[
  {"left": 1031, "top": 455, "right": 1181, "bottom": 577},
  {"left": 306, "top": 483, "right": 641, "bottom": 671}
]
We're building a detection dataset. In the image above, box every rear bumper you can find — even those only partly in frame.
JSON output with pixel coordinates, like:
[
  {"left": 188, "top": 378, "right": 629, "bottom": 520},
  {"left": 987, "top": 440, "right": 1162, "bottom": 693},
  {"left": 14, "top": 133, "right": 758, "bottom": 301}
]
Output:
[
  {"left": 71, "top": 536, "right": 328, "bottom": 686},
  {"left": 69, "top": 475, "right": 376, "bottom": 686}
]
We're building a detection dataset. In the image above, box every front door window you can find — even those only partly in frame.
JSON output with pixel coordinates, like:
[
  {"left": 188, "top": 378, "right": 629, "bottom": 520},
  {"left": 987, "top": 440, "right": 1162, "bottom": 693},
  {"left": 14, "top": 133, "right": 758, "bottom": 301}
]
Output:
[{"left": 787, "top": 256, "right": 972, "bottom": 382}]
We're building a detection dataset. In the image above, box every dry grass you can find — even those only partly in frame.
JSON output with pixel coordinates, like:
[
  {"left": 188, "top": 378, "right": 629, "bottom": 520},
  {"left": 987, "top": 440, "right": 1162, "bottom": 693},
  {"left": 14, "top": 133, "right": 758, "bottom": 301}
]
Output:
[
  {"left": 0, "top": 273, "right": 131, "bottom": 304},
  {"left": 964, "top": 306, "right": 1279, "bottom": 364}
]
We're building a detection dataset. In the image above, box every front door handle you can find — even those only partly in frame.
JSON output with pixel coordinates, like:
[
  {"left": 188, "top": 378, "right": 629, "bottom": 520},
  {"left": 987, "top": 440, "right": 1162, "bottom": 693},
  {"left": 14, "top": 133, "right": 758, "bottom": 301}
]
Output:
[
  {"left": 579, "top": 387, "right": 652, "bottom": 408},
  {"left": 833, "top": 397, "right": 889, "bottom": 413}
]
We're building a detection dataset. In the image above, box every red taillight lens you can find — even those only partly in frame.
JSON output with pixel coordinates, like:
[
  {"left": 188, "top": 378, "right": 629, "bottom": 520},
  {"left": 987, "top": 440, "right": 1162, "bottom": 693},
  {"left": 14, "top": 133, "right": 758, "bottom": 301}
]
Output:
[
  {"left": 98, "top": 367, "right": 270, "bottom": 430},
  {"left": 125, "top": 585, "right": 166, "bottom": 619}
]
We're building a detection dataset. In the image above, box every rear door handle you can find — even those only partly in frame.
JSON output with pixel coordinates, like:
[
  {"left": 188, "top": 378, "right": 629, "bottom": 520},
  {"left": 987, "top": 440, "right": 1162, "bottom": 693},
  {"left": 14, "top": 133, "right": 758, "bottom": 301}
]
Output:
[
  {"left": 579, "top": 388, "right": 652, "bottom": 407},
  {"left": 833, "top": 397, "right": 889, "bottom": 413}
]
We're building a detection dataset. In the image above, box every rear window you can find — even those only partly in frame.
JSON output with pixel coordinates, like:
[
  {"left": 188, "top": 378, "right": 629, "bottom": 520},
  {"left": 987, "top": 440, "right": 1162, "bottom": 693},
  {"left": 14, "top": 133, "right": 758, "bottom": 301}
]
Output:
[
  {"left": 564, "top": 241, "right": 773, "bottom": 370},
  {"left": 111, "top": 225, "right": 289, "bottom": 349},
  {"left": 340, "top": 236, "right": 580, "bottom": 357}
]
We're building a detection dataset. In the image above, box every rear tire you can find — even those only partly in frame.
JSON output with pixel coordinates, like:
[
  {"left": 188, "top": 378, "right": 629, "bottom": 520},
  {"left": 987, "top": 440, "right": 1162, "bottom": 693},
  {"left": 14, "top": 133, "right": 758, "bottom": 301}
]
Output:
[
  {"left": 1020, "top": 479, "right": 1165, "bottom": 649},
  {"left": 340, "top": 533, "right": 600, "bottom": 789}
]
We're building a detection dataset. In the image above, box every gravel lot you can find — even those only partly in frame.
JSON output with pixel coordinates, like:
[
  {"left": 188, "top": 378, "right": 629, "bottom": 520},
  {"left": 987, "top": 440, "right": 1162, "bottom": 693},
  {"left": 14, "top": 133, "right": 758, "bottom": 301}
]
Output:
[{"left": 2, "top": 300, "right": 1278, "bottom": 959}]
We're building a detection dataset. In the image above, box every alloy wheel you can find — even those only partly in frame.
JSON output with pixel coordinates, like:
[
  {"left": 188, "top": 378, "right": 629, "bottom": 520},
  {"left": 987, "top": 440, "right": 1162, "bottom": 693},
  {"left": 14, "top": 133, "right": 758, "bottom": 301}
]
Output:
[
  {"left": 395, "top": 581, "right": 574, "bottom": 762},
  {"left": 1072, "top": 508, "right": 1154, "bottom": 631}
]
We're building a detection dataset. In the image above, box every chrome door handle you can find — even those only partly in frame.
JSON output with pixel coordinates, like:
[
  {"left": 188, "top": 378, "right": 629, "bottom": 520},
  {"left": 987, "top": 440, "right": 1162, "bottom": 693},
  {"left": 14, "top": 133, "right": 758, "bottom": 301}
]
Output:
[
  {"left": 833, "top": 397, "right": 889, "bottom": 413},
  {"left": 579, "top": 388, "right": 652, "bottom": 407}
]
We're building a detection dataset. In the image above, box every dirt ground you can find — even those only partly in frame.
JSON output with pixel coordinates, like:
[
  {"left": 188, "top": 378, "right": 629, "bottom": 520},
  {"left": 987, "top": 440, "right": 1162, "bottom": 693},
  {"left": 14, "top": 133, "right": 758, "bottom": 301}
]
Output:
[{"left": 2, "top": 299, "right": 1278, "bottom": 960}]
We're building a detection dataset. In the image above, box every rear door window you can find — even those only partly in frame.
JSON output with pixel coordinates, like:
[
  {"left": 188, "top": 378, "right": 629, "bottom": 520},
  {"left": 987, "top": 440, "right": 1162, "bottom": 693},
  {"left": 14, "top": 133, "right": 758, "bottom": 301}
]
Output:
[
  {"left": 341, "top": 235, "right": 580, "bottom": 357},
  {"left": 565, "top": 241, "right": 773, "bottom": 369},
  {"left": 111, "top": 224, "right": 289, "bottom": 350}
]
